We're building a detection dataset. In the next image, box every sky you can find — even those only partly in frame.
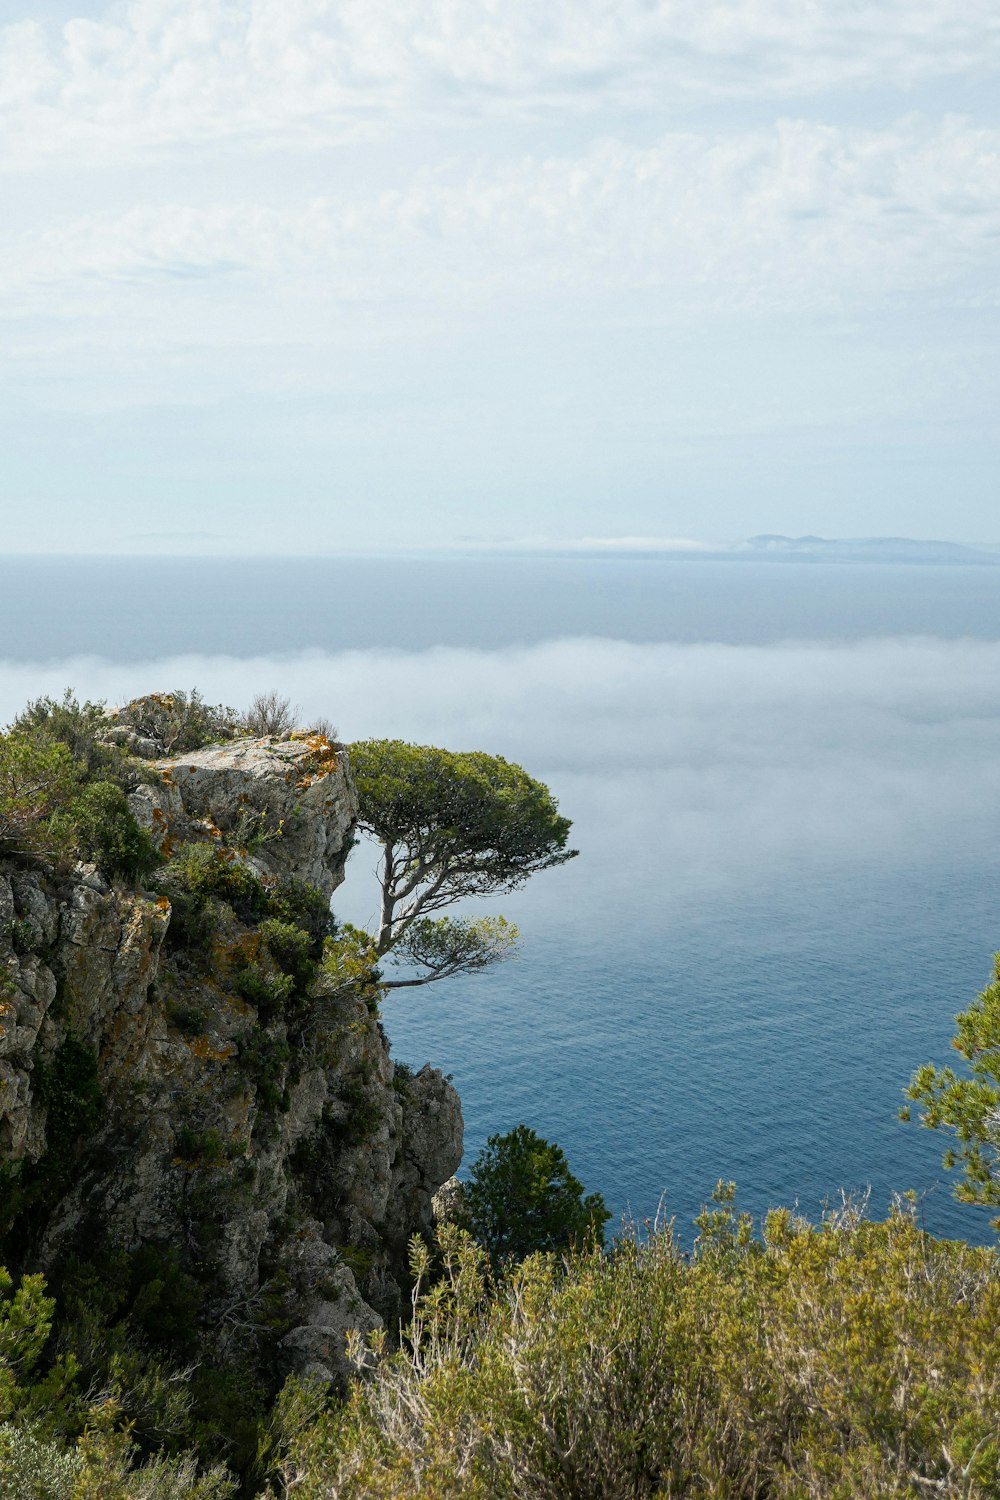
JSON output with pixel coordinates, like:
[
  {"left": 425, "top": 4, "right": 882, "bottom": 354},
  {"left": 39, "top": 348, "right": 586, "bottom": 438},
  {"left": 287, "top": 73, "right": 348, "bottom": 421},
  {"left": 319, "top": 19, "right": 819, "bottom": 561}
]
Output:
[{"left": 1, "top": 0, "right": 998, "bottom": 554}]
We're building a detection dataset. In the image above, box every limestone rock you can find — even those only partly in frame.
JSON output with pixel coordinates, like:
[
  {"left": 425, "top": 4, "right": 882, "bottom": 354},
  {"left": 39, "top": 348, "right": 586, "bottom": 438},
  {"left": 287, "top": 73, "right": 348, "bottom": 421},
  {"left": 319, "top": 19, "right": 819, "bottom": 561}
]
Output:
[
  {"left": 129, "top": 735, "right": 357, "bottom": 901},
  {"left": 431, "top": 1175, "right": 468, "bottom": 1227},
  {"left": 391, "top": 1066, "right": 465, "bottom": 1242},
  {"left": 0, "top": 729, "right": 462, "bottom": 1394}
]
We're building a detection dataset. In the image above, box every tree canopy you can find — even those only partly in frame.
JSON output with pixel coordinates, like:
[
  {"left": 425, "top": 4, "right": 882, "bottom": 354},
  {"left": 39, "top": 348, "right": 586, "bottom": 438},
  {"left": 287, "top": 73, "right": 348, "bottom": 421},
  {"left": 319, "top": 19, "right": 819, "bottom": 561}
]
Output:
[
  {"left": 349, "top": 739, "right": 576, "bottom": 986},
  {"left": 463, "top": 1125, "right": 610, "bottom": 1264},
  {"left": 905, "top": 951, "right": 1000, "bottom": 1226}
]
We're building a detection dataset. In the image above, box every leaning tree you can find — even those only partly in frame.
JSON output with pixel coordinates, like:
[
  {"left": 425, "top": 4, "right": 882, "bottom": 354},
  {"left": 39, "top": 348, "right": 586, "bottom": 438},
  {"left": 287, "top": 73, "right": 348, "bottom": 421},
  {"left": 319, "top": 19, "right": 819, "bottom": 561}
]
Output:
[{"left": 348, "top": 739, "right": 577, "bottom": 990}]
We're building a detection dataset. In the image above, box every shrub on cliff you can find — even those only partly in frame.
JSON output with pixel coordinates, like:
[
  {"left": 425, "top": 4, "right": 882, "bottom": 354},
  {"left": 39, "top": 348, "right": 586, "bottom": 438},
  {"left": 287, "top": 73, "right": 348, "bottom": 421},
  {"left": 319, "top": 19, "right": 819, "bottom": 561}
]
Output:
[
  {"left": 10, "top": 691, "right": 149, "bottom": 793},
  {"left": 69, "top": 781, "right": 162, "bottom": 882},
  {"left": 244, "top": 691, "right": 298, "bottom": 738},
  {"left": 277, "top": 1193, "right": 1000, "bottom": 1500},
  {"left": 2, "top": 695, "right": 161, "bottom": 879},
  {"left": 464, "top": 1125, "right": 609, "bottom": 1265},
  {"left": 112, "top": 690, "right": 243, "bottom": 755},
  {"left": 0, "top": 735, "right": 80, "bottom": 862}
]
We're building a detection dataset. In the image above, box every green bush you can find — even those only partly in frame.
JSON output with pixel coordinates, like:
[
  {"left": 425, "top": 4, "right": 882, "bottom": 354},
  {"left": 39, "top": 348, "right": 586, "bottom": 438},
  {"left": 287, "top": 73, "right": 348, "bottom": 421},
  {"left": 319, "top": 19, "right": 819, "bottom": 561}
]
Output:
[
  {"left": 232, "top": 962, "right": 295, "bottom": 1025},
  {"left": 905, "top": 951, "right": 1000, "bottom": 1225},
  {"left": 0, "top": 712, "right": 160, "bottom": 880},
  {"left": 152, "top": 845, "right": 272, "bottom": 954},
  {"left": 0, "top": 736, "right": 79, "bottom": 863},
  {"left": 259, "top": 919, "right": 316, "bottom": 988},
  {"left": 237, "top": 1027, "right": 292, "bottom": 1111},
  {"left": 163, "top": 997, "right": 209, "bottom": 1037},
  {"left": 326, "top": 1080, "right": 384, "bottom": 1149},
  {"left": 70, "top": 781, "right": 162, "bottom": 883},
  {"left": 463, "top": 1124, "right": 610, "bottom": 1266},
  {"left": 278, "top": 1195, "right": 1000, "bottom": 1500},
  {"left": 10, "top": 691, "right": 149, "bottom": 793},
  {"left": 265, "top": 879, "right": 331, "bottom": 950},
  {"left": 5, "top": 919, "right": 35, "bottom": 956},
  {"left": 0, "top": 1422, "right": 80, "bottom": 1499},
  {"left": 156, "top": 843, "right": 269, "bottom": 915},
  {"left": 111, "top": 691, "right": 244, "bottom": 755}
]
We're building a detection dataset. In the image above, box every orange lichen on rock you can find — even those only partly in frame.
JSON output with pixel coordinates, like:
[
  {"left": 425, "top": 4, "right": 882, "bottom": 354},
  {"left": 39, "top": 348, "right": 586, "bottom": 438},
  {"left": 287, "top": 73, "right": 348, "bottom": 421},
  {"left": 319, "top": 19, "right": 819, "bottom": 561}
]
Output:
[
  {"left": 185, "top": 1036, "right": 235, "bottom": 1063},
  {"left": 288, "top": 732, "right": 340, "bottom": 787}
]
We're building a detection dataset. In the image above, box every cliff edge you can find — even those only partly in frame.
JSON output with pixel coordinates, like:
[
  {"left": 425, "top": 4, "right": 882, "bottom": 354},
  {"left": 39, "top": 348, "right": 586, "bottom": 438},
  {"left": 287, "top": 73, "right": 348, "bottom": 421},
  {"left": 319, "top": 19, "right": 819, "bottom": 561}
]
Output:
[{"left": 0, "top": 727, "right": 462, "bottom": 1390}]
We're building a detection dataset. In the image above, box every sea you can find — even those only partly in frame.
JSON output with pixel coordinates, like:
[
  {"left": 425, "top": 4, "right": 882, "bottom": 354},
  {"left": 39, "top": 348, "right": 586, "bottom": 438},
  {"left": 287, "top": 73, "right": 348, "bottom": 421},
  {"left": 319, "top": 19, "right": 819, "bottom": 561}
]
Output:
[{"left": 2, "top": 553, "right": 999, "bottom": 1246}]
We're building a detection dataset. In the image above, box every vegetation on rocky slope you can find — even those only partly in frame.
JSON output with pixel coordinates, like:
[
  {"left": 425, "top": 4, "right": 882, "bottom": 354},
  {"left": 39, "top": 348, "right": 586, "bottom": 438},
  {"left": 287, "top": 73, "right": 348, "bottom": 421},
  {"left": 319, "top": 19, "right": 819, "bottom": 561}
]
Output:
[
  {"left": 1, "top": 687, "right": 998, "bottom": 1498},
  {"left": 276, "top": 1194, "right": 1000, "bottom": 1500}
]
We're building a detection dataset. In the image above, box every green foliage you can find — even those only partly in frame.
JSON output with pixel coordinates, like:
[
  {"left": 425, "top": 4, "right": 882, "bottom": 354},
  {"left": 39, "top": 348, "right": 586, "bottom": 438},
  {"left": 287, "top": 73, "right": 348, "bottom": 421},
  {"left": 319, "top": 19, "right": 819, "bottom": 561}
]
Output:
[
  {"left": 70, "top": 780, "right": 162, "bottom": 882},
  {"left": 0, "top": 1266, "right": 57, "bottom": 1417},
  {"left": 384, "top": 914, "right": 519, "bottom": 990},
  {"left": 67, "top": 1403, "right": 236, "bottom": 1500},
  {"left": 350, "top": 741, "right": 576, "bottom": 893},
  {"left": 905, "top": 950, "right": 1000, "bottom": 1225},
  {"left": 391, "top": 1060, "right": 414, "bottom": 1092},
  {"left": 10, "top": 690, "right": 149, "bottom": 793},
  {"left": 237, "top": 1027, "right": 292, "bottom": 1112},
  {"left": 264, "top": 879, "right": 331, "bottom": 950},
  {"left": 326, "top": 1079, "right": 384, "bottom": 1149},
  {"left": 60, "top": 1246, "right": 205, "bottom": 1357},
  {"left": 156, "top": 843, "right": 270, "bottom": 919},
  {"left": 259, "top": 919, "right": 317, "bottom": 988},
  {"left": 349, "top": 739, "right": 576, "bottom": 972},
  {"left": 0, "top": 736, "right": 79, "bottom": 862},
  {"left": 278, "top": 1199, "right": 1000, "bottom": 1500},
  {"left": 111, "top": 691, "right": 243, "bottom": 755},
  {"left": 338, "top": 1246, "right": 373, "bottom": 1280},
  {"left": 0, "top": 693, "right": 163, "bottom": 880},
  {"left": 232, "top": 961, "right": 295, "bottom": 1025},
  {"left": 322, "top": 925, "right": 382, "bottom": 1003},
  {"left": 187, "top": 1360, "right": 269, "bottom": 1480},
  {"left": 172, "top": 1126, "right": 229, "bottom": 1170},
  {"left": 0, "top": 1422, "right": 81, "bottom": 1498},
  {"left": 152, "top": 844, "right": 273, "bottom": 956},
  {"left": 5, "top": 919, "right": 35, "bottom": 956},
  {"left": 464, "top": 1125, "right": 610, "bottom": 1265},
  {"left": 163, "top": 997, "right": 209, "bottom": 1037}
]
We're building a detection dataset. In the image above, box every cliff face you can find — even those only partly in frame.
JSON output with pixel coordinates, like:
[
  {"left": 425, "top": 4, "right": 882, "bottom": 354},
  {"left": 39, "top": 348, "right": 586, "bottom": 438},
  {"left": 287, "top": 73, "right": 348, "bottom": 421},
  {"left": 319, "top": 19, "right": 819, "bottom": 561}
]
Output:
[{"left": 0, "top": 734, "right": 462, "bottom": 1386}]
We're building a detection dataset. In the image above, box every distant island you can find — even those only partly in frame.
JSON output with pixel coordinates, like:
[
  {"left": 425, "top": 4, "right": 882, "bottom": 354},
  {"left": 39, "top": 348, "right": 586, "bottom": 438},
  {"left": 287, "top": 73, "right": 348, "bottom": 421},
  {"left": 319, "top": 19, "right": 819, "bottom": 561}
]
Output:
[
  {"left": 736, "top": 534, "right": 1000, "bottom": 565},
  {"left": 541, "top": 534, "right": 1000, "bottom": 565}
]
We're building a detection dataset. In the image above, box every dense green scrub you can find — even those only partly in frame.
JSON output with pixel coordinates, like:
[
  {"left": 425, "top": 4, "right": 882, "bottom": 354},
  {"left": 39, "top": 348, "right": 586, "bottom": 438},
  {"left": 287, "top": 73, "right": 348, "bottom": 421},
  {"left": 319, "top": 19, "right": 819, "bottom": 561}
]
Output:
[
  {"left": 276, "top": 1192, "right": 1000, "bottom": 1500},
  {"left": 3, "top": 1190, "right": 999, "bottom": 1498}
]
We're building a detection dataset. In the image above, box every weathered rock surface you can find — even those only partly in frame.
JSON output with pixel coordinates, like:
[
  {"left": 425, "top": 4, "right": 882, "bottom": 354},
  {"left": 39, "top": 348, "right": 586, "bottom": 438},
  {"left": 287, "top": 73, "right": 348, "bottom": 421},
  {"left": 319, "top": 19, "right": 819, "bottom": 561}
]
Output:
[
  {"left": 0, "top": 732, "right": 462, "bottom": 1388},
  {"left": 129, "top": 734, "right": 358, "bottom": 900}
]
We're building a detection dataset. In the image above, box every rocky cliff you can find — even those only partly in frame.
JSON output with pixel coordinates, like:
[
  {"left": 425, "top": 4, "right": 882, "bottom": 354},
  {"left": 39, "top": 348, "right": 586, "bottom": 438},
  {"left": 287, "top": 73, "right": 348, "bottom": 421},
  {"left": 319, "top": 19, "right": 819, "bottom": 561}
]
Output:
[{"left": 0, "top": 729, "right": 462, "bottom": 1391}]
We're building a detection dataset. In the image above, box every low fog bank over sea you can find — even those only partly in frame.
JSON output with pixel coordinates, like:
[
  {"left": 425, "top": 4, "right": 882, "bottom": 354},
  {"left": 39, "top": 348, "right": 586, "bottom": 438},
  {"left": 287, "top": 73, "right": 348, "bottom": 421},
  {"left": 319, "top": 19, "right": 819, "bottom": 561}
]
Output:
[{"left": 2, "top": 555, "right": 999, "bottom": 1242}]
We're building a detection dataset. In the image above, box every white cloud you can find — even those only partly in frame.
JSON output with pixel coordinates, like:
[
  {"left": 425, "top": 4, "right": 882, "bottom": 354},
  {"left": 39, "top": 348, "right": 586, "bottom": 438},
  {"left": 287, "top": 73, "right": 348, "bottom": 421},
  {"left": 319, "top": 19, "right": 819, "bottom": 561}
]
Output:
[
  {"left": 2, "top": 0, "right": 999, "bottom": 165},
  {"left": 3, "top": 117, "right": 998, "bottom": 332}
]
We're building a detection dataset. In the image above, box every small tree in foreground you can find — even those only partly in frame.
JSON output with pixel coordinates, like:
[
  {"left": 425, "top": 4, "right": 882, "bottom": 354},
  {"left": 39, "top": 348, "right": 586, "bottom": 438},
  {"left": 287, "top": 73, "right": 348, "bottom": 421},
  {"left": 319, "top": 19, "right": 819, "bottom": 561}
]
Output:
[
  {"left": 349, "top": 739, "right": 576, "bottom": 988},
  {"left": 904, "top": 951, "right": 1000, "bottom": 1226},
  {"left": 464, "top": 1125, "right": 610, "bottom": 1265}
]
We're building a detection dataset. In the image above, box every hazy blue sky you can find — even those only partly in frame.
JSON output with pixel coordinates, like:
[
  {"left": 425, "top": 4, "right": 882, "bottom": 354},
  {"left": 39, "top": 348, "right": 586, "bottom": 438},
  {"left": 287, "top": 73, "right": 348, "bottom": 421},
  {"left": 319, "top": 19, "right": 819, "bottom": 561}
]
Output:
[{"left": 2, "top": 0, "right": 998, "bottom": 554}]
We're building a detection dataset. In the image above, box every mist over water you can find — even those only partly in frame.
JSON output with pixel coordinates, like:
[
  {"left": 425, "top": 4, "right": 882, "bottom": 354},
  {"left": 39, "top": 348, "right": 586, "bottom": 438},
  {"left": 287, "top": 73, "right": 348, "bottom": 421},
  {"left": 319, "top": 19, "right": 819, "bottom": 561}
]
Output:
[{"left": 2, "top": 558, "right": 999, "bottom": 1242}]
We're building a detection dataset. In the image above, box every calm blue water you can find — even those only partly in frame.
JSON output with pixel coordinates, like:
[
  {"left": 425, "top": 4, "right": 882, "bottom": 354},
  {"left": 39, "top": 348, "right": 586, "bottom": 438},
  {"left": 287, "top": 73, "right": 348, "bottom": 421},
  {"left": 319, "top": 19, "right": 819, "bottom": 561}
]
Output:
[{"left": 2, "top": 556, "right": 998, "bottom": 1245}]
